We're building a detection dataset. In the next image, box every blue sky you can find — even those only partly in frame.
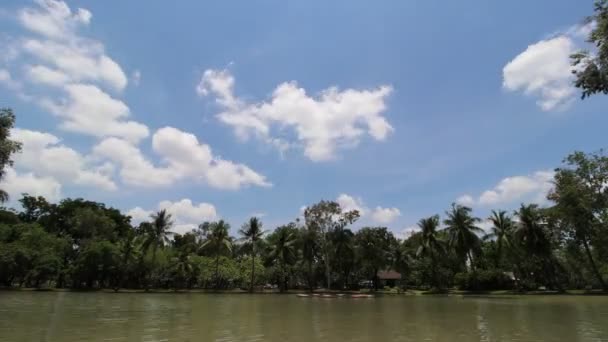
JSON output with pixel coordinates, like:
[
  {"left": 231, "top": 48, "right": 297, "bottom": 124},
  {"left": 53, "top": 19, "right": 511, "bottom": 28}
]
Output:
[{"left": 1, "top": 0, "right": 606, "bottom": 237}]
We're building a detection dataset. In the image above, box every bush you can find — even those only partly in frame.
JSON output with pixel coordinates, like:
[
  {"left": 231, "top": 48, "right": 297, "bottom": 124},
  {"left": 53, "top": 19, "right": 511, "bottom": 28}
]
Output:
[{"left": 454, "top": 270, "right": 514, "bottom": 291}]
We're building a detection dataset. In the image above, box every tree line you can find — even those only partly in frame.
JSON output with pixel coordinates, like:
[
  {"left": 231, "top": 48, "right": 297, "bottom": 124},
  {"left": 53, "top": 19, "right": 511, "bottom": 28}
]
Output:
[{"left": 1, "top": 149, "right": 608, "bottom": 292}]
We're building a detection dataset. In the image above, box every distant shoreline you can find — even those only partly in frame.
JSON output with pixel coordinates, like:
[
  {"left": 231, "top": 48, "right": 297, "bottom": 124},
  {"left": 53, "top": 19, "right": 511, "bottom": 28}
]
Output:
[{"left": 2, "top": 288, "right": 607, "bottom": 296}]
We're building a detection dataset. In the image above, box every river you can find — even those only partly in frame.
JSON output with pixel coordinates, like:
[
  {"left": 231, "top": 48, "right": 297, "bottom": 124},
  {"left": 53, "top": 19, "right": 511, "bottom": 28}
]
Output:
[{"left": 1, "top": 292, "right": 608, "bottom": 341}]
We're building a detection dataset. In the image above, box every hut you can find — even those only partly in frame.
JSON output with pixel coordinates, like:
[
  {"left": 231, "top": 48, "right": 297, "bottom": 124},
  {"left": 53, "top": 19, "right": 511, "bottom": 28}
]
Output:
[{"left": 376, "top": 270, "right": 402, "bottom": 288}]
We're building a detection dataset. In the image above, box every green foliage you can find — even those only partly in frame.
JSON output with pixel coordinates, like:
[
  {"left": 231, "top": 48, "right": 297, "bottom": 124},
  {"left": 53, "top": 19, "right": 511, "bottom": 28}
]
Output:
[
  {"left": 0, "top": 150, "right": 608, "bottom": 292},
  {"left": 0, "top": 108, "right": 22, "bottom": 203},
  {"left": 571, "top": 0, "right": 608, "bottom": 98}
]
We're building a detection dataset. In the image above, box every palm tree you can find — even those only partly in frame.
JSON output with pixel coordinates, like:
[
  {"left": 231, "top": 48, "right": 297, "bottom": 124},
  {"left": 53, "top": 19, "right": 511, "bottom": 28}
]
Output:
[
  {"left": 268, "top": 226, "right": 297, "bottom": 292},
  {"left": 416, "top": 215, "right": 444, "bottom": 289},
  {"left": 514, "top": 204, "right": 550, "bottom": 255},
  {"left": 239, "top": 217, "right": 265, "bottom": 293},
  {"left": 514, "top": 204, "right": 562, "bottom": 290},
  {"left": 201, "top": 220, "right": 232, "bottom": 288},
  {"left": 484, "top": 210, "right": 514, "bottom": 267},
  {"left": 444, "top": 203, "right": 483, "bottom": 271},
  {"left": 141, "top": 209, "right": 174, "bottom": 261},
  {"left": 170, "top": 253, "right": 194, "bottom": 290}
]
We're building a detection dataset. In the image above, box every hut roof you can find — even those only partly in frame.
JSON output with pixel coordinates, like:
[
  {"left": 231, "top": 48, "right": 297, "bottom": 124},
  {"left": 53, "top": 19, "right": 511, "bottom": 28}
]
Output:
[{"left": 377, "top": 270, "right": 402, "bottom": 280}]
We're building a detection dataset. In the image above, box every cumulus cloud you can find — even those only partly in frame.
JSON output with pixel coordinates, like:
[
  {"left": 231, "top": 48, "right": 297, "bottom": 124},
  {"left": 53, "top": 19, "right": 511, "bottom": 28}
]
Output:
[
  {"left": 336, "top": 194, "right": 366, "bottom": 215},
  {"left": 455, "top": 194, "right": 475, "bottom": 207},
  {"left": 502, "top": 24, "right": 593, "bottom": 111},
  {"left": 457, "top": 170, "right": 554, "bottom": 207},
  {"left": 94, "top": 126, "right": 271, "bottom": 190},
  {"left": 335, "top": 193, "right": 401, "bottom": 224},
  {"left": 1, "top": 168, "right": 62, "bottom": 202},
  {"left": 2, "top": 1, "right": 266, "bottom": 195},
  {"left": 371, "top": 207, "right": 401, "bottom": 224},
  {"left": 128, "top": 198, "right": 218, "bottom": 234},
  {"left": 198, "top": 69, "right": 393, "bottom": 161},
  {"left": 11, "top": 128, "right": 116, "bottom": 191},
  {"left": 3, "top": 0, "right": 147, "bottom": 143},
  {"left": 40, "top": 84, "right": 149, "bottom": 142}
]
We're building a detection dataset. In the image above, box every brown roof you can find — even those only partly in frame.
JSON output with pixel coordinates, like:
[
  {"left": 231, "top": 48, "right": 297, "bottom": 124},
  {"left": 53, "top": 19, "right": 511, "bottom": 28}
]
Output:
[{"left": 377, "top": 270, "right": 402, "bottom": 280}]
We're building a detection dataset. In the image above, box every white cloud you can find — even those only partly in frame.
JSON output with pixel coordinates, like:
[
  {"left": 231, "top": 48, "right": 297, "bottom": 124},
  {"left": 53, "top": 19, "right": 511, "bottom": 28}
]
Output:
[
  {"left": 25, "top": 64, "right": 70, "bottom": 86},
  {"left": 11, "top": 128, "right": 116, "bottom": 191},
  {"left": 458, "top": 170, "right": 554, "bottom": 207},
  {"left": 128, "top": 198, "right": 218, "bottom": 235},
  {"left": 1, "top": 168, "right": 62, "bottom": 202},
  {"left": 370, "top": 207, "right": 401, "bottom": 224},
  {"left": 126, "top": 207, "right": 151, "bottom": 224},
  {"left": 336, "top": 193, "right": 366, "bottom": 215},
  {"left": 503, "top": 24, "right": 594, "bottom": 111},
  {"left": 19, "top": 0, "right": 91, "bottom": 40},
  {"left": 456, "top": 194, "right": 475, "bottom": 207},
  {"left": 335, "top": 193, "right": 401, "bottom": 224},
  {"left": 0, "top": 69, "right": 22, "bottom": 91},
  {"left": 478, "top": 219, "right": 493, "bottom": 234},
  {"left": 3, "top": 0, "right": 144, "bottom": 142},
  {"left": 397, "top": 225, "right": 420, "bottom": 240},
  {"left": 94, "top": 126, "right": 271, "bottom": 190},
  {"left": 41, "top": 84, "right": 149, "bottom": 142},
  {"left": 198, "top": 69, "right": 393, "bottom": 161},
  {"left": 17, "top": 0, "right": 126, "bottom": 91},
  {"left": 503, "top": 36, "right": 575, "bottom": 111}
]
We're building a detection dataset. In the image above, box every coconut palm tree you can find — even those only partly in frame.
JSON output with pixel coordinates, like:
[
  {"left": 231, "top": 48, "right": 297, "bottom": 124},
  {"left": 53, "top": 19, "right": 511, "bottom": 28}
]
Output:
[
  {"left": 268, "top": 226, "right": 297, "bottom": 292},
  {"left": 239, "top": 217, "right": 265, "bottom": 292},
  {"left": 514, "top": 204, "right": 550, "bottom": 255},
  {"left": 514, "top": 204, "right": 563, "bottom": 290},
  {"left": 141, "top": 209, "right": 174, "bottom": 261},
  {"left": 416, "top": 215, "right": 444, "bottom": 288},
  {"left": 170, "top": 253, "right": 194, "bottom": 290},
  {"left": 201, "top": 220, "right": 232, "bottom": 288},
  {"left": 484, "top": 210, "right": 514, "bottom": 267},
  {"left": 444, "top": 203, "right": 483, "bottom": 270}
]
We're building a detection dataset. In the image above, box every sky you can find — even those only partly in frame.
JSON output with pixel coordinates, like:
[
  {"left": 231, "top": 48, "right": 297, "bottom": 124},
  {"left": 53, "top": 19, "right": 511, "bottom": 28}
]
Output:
[{"left": 1, "top": 0, "right": 607, "bottom": 238}]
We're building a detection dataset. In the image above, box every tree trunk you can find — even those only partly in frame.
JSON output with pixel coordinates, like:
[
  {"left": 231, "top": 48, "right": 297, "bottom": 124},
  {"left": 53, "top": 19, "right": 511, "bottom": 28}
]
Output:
[
  {"left": 582, "top": 236, "right": 607, "bottom": 291},
  {"left": 324, "top": 240, "right": 331, "bottom": 289},
  {"left": 249, "top": 244, "right": 255, "bottom": 293},
  {"left": 308, "top": 260, "right": 314, "bottom": 293},
  {"left": 215, "top": 253, "right": 220, "bottom": 289},
  {"left": 430, "top": 253, "right": 438, "bottom": 289},
  {"left": 496, "top": 240, "right": 503, "bottom": 268},
  {"left": 467, "top": 251, "right": 476, "bottom": 271}
]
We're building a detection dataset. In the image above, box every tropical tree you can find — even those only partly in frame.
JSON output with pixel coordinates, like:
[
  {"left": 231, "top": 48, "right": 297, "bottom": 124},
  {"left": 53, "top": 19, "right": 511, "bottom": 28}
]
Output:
[
  {"left": 416, "top": 215, "right": 444, "bottom": 289},
  {"left": 304, "top": 200, "right": 359, "bottom": 289},
  {"left": 267, "top": 225, "right": 298, "bottom": 292},
  {"left": 201, "top": 220, "right": 232, "bottom": 288},
  {"left": 300, "top": 226, "right": 319, "bottom": 292},
  {"left": 444, "top": 203, "right": 483, "bottom": 271},
  {"left": 484, "top": 210, "right": 514, "bottom": 267},
  {"left": 239, "top": 217, "right": 265, "bottom": 292},
  {"left": 549, "top": 150, "right": 608, "bottom": 290},
  {"left": 355, "top": 227, "right": 393, "bottom": 290},
  {"left": 514, "top": 204, "right": 550, "bottom": 256},
  {"left": 571, "top": 0, "right": 608, "bottom": 99},
  {"left": 0, "top": 108, "right": 22, "bottom": 203},
  {"left": 141, "top": 209, "right": 174, "bottom": 261},
  {"left": 330, "top": 227, "right": 355, "bottom": 289}
]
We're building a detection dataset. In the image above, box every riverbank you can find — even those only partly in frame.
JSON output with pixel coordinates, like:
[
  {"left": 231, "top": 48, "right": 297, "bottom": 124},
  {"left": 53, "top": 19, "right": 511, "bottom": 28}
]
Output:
[{"left": 2, "top": 287, "right": 607, "bottom": 296}]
